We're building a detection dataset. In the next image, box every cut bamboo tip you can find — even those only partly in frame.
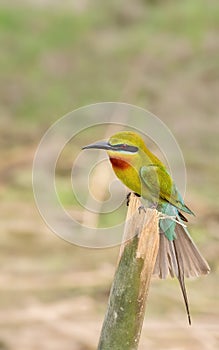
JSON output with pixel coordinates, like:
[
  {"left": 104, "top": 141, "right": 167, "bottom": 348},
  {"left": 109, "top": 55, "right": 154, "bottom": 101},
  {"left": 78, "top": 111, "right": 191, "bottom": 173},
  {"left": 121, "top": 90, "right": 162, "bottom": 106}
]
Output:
[
  {"left": 119, "top": 193, "right": 159, "bottom": 263},
  {"left": 98, "top": 193, "right": 160, "bottom": 350}
]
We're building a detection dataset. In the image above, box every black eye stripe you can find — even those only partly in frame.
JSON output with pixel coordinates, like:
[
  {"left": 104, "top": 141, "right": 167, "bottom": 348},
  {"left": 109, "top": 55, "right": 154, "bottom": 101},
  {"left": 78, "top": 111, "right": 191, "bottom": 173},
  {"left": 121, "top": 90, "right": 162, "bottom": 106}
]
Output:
[{"left": 108, "top": 143, "right": 138, "bottom": 153}]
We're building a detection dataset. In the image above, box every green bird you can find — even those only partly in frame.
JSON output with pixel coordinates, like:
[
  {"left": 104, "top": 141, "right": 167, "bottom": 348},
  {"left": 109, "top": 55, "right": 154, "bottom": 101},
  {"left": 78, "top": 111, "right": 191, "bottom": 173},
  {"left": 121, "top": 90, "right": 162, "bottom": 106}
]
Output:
[{"left": 83, "top": 131, "right": 210, "bottom": 324}]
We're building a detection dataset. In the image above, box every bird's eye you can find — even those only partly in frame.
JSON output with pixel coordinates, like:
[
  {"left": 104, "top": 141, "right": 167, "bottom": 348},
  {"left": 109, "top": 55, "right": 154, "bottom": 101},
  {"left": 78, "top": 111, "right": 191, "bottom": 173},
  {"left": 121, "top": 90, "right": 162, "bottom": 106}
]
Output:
[{"left": 115, "top": 143, "right": 138, "bottom": 152}]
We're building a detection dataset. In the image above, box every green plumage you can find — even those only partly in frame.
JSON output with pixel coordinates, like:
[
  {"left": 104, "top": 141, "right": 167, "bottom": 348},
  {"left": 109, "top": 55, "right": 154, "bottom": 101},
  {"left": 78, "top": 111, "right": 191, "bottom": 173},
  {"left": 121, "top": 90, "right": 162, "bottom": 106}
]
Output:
[{"left": 108, "top": 131, "right": 194, "bottom": 225}]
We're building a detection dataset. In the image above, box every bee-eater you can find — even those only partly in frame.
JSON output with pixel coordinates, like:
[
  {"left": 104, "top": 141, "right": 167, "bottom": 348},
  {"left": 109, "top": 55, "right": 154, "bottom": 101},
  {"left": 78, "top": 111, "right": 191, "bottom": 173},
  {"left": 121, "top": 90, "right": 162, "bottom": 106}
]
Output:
[{"left": 82, "top": 131, "right": 210, "bottom": 324}]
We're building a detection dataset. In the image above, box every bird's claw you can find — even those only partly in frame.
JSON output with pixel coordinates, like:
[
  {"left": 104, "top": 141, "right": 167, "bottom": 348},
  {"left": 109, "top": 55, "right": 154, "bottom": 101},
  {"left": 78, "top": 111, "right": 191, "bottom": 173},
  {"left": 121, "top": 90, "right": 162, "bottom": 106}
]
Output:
[
  {"left": 126, "top": 192, "right": 131, "bottom": 206},
  {"left": 126, "top": 192, "right": 141, "bottom": 206},
  {"left": 138, "top": 205, "right": 146, "bottom": 214}
]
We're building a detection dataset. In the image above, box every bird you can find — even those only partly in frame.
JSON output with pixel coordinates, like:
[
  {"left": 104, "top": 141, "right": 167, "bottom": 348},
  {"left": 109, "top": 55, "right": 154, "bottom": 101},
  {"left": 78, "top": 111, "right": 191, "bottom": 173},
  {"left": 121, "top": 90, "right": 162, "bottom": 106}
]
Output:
[{"left": 82, "top": 130, "right": 210, "bottom": 325}]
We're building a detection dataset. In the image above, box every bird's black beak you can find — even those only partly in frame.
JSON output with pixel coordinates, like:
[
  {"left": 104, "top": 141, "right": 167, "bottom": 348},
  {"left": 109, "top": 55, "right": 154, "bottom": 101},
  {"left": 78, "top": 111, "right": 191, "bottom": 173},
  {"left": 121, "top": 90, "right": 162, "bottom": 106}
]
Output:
[{"left": 82, "top": 141, "right": 113, "bottom": 151}]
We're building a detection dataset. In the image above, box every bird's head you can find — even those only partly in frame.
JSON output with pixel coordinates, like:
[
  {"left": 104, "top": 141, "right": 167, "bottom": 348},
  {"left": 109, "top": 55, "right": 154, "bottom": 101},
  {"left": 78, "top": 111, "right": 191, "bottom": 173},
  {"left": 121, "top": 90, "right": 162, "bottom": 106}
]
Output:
[{"left": 82, "top": 131, "right": 153, "bottom": 194}]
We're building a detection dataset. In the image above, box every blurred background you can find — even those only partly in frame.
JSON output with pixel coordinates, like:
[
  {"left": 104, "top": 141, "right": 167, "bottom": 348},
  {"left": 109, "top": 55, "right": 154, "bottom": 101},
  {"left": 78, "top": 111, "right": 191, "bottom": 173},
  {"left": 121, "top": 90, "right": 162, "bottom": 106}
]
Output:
[{"left": 0, "top": 0, "right": 218, "bottom": 349}]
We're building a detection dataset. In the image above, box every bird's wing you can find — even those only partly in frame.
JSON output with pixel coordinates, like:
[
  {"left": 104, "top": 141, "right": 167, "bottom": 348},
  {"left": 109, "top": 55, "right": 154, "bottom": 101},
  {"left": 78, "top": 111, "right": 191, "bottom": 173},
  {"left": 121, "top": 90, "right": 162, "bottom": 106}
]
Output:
[
  {"left": 140, "top": 165, "right": 193, "bottom": 215},
  {"left": 140, "top": 164, "right": 176, "bottom": 203}
]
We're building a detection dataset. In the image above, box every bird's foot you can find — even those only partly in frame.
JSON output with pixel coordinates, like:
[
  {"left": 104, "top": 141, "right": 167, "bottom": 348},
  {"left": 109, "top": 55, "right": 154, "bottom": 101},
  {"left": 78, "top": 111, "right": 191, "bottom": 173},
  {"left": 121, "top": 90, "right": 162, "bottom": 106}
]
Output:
[
  {"left": 126, "top": 192, "right": 131, "bottom": 206},
  {"left": 138, "top": 205, "right": 146, "bottom": 214},
  {"left": 126, "top": 192, "right": 141, "bottom": 206},
  {"left": 148, "top": 203, "right": 157, "bottom": 210},
  {"left": 134, "top": 192, "right": 141, "bottom": 197}
]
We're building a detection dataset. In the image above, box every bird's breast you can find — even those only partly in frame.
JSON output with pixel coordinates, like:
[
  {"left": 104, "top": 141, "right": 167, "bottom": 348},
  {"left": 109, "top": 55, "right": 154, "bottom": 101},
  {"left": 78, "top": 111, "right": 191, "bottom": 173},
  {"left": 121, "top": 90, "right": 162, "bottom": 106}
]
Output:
[
  {"left": 109, "top": 156, "right": 141, "bottom": 194},
  {"left": 109, "top": 157, "right": 130, "bottom": 170}
]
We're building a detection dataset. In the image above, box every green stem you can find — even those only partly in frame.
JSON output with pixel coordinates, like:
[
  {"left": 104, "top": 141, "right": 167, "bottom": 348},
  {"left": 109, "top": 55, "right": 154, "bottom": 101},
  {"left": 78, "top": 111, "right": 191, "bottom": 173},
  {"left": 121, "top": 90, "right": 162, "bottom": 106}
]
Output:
[{"left": 98, "top": 195, "right": 159, "bottom": 350}]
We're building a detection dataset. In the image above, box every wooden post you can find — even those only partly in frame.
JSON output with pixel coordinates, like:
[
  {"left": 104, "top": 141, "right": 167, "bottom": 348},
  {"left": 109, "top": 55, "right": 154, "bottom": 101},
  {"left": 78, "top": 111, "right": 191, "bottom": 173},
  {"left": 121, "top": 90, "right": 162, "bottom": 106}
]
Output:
[{"left": 98, "top": 194, "right": 159, "bottom": 350}]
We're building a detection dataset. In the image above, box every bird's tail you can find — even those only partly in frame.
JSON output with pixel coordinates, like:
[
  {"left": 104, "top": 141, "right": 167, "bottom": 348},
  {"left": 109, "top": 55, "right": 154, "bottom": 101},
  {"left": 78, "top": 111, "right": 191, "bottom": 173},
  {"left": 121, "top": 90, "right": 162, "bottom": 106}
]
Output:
[{"left": 153, "top": 218, "right": 210, "bottom": 324}]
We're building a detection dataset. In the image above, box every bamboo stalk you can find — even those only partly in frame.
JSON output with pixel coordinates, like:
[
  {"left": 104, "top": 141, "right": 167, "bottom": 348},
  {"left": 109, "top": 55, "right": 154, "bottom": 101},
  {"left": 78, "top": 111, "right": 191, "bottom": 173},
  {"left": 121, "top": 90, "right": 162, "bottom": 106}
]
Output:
[{"left": 97, "top": 194, "right": 159, "bottom": 350}]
